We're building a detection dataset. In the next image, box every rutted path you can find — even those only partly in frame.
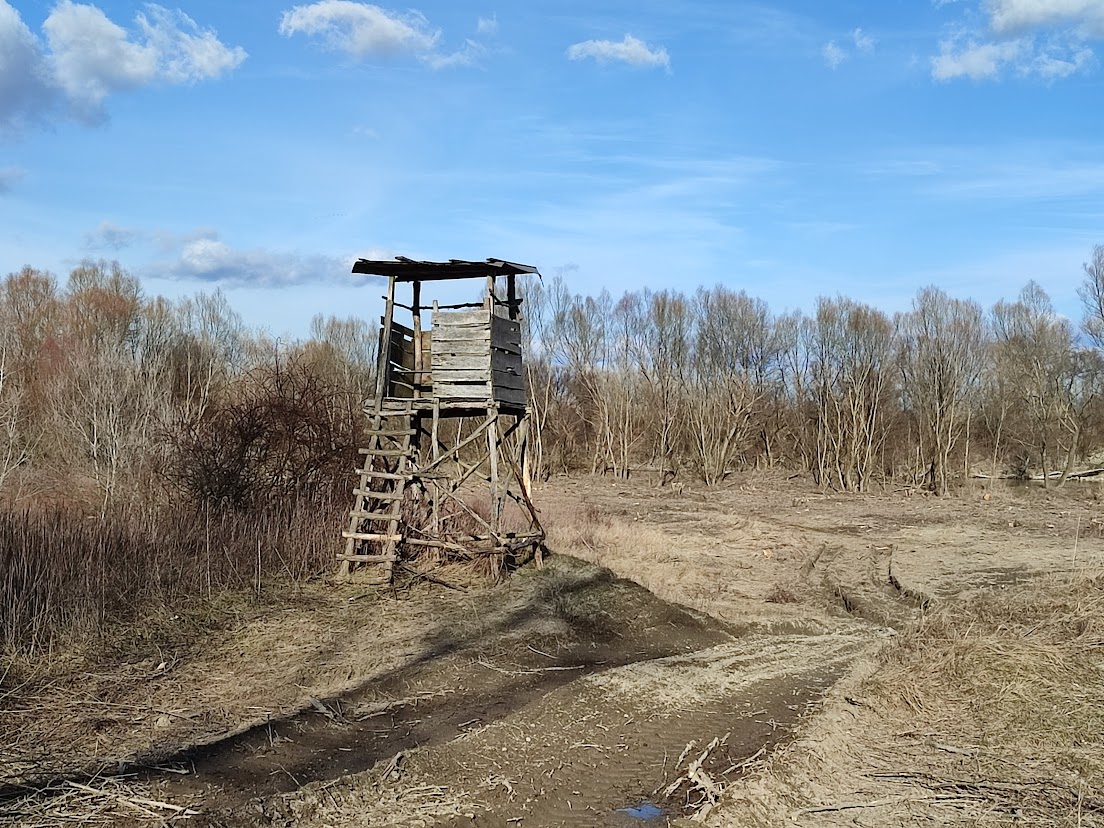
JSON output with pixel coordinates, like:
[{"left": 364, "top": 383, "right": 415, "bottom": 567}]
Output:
[
  {"left": 161, "top": 633, "right": 870, "bottom": 827},
  {"left": 114, "top": 555, "right": 878, "bottom": 827}
]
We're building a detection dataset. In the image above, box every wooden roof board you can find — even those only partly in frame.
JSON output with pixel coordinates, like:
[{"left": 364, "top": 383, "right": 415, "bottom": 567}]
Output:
[{"left": 351, "top": 256, "right": 540, "bottom": 282}]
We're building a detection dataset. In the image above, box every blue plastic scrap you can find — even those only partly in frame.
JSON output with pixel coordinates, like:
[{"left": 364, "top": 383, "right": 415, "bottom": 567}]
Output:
[{"left": 616, "top": 802, "right": 665, "bottom": 819}]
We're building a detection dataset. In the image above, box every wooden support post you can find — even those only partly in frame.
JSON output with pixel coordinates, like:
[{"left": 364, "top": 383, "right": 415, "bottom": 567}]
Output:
[
  {"left": 487, "top": 405, "right": 503, "bottom": 538},
  {"left": 432, "top": 397, "right": 440, "bottom": 533},
  {"left": 506, "top": 273, "right": 519, "bottom": 321},
  {"left": 518, "top": 412, "right": 533, "bottom": 503},
  {"left": 375, "top": 276, "right": 396, "bottom": 408},
  {"left": 411, "top": 280, "right": 422, "bottom": 398}
]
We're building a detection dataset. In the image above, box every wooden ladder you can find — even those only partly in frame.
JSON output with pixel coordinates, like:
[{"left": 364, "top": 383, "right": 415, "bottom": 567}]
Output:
[{"left": 338, "top": 404, "right": 417, "bottom": 581}]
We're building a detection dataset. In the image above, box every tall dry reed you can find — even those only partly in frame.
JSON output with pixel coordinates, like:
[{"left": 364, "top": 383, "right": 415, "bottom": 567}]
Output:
[{"left": 0, "top": 495, "right": 344, "bottom": 655}]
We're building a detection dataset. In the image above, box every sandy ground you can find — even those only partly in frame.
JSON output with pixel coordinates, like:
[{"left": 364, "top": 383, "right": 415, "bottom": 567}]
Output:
[{"left": 3, "top": 471, "right": 1103, "bottom": 826}]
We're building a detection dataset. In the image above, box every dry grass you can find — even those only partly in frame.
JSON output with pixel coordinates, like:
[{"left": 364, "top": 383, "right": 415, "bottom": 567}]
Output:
[
  {"left": 713, "top": 572, "right": 1104, "bottom": 827},
  {"left": 870, "top": 573, "right": 1104, "bottom": 790},
  {"left": 0, "top": 776, "right": 199, "bottom": 826},
  {"left": 0, "top": 496, "right": 344, "bottom": 657}
]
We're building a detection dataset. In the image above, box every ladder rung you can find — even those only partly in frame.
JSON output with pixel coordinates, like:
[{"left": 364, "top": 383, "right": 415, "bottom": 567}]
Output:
[
  {"left": 342, "top": 531, "right": 403, "bottom": 542},
  {"left": 354, "top": 471, "right": 409, "bottom": 480},
  {"left": 351, "top": 490, "right": 404, "bottom": 503},
  {"left": 349, "top": 509, "right": 399, "bottom": 520},
  {"left": 363, "top": 429, "right": 417, "bottom": 437},
  {"left": 362, "top": 449, "right": 412, "bottom": 458},
  {"left": 335, "top": 554, "right": 398, "bottom": 563}
]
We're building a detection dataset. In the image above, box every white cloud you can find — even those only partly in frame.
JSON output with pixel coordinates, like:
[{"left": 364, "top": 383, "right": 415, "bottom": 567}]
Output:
[
  {"left": 822, "top": 40, "right": 848, "bottom": 68},
  {"left": 932, "top": 0, "right": 1104, "bottom": 80},
  {"left": 43, "top": 1, "right": 245, "bottom": 123},
  {"left": 135, "top": 6, "right": 248, "bottom": 84},
  {"left": 1032, "top": 42, "right": 1095, "bottom": 73},
  {"left": 821, "top": 28, "right": 875, "bottom": 69},
  {"left": 0, "top": 1, "right": 57, "bottom": 134},
  {"left": 0, "top": 1, "right": 244, "bottom": 130},
  {"left": 566, "top": 34, "right": 670, "bottom": 69},
  {"left": 425, "top": 38, "right": 487, "bottom": 69},
  {"left": 0, "top": 165, "right": 26, "bottom": 192},
  {"left": 931, "top": 32, "right": 1094, "bottom": 78},
  {"left": 986, "top": 0, "right": 1104, "bottom": 35},
  {"left": 852, "top": 27, "right": 876, "bottom": 52},
  {"left": 932, "top": 37, "right": 1027, "bottom": 78},
  {"left": 156, "top": 233, "right": 352, "bottom": 287},
  {"left": 279, "top": 1, "right": 439, "bottom": 58},
  {"left": 477, "top": 15, "right": 498, "bottom": 35}
]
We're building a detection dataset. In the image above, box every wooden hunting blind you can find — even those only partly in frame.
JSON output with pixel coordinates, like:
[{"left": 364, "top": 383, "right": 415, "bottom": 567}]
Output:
[{"left": 338, "top": 257, "right": 545, "bottom": 581}]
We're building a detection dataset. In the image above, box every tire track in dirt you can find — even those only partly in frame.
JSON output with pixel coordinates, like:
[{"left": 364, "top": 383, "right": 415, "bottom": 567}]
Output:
[{"left": 214, "top": 633, "right": 872, "bottom": 827}]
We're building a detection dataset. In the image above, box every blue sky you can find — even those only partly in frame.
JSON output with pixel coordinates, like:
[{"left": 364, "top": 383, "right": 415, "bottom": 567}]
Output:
[{"left": 2, "top": 0, "right": 1103, "bottom": 334}]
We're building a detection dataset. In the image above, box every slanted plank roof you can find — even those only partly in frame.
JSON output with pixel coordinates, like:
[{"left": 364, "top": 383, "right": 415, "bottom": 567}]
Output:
[{"left": 351, "top": 256, "right": 540, "bottom": 282}]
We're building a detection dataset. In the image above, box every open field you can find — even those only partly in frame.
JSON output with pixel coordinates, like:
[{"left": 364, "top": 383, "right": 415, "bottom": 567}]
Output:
[{"left": 2, "top": 471, "right": 1103, "bottom": 826}]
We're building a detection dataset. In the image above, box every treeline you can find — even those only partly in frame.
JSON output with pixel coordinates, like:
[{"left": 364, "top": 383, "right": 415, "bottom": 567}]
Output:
[
  {"left": 0, "top": 261, "right": 376, "bottom": 512},
  {"left": 4, "top": 251, "right": 1104, "bottom": 511},
  {"left": 3, "top": 249, "right": 1103, "bottom": 651},
  {"left": 0, "top": 260, "right": 377, "bottom": 652},
  {"left": 524, "top": 245, "right": 1104, "bottom": 494}
]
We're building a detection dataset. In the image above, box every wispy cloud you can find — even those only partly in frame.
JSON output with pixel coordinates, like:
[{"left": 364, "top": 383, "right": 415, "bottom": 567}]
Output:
[
  {"left": 852, "top": 27, "right": 876, "bottom": 52},
  {"left": 821, "top": 27, "right": 876, "bottom": 69},
  {"left": 279, "top": 1, "right": 438, "bottom": 58},
  {"left": 149, "top": 229, "right": 354, "bottom": 287},
  {"left": 931, "top": 0, "right": 1103, "bottom": 80},
  {"left": 0, "top": 165, "right": 25, "bottom": 192},
  {"left": 861, "top": 145, "right": 1104, "bottom": 201},
  {"left": 566, "top": 34, "right": 670, "bottom": 69},
  {"left": 0, "top": 1, "right": 245, "bottom": 132},
  {"left": 822, "top": 41, "right": 847, "bottom": 68},
  {"left": 83, "top": 220, "right": 142, "bottom": 250},
  {"left": 279, "top": 1, "right": 495, "bottom": 69},
  {"left": 476, "top": 15, "right": 498, "bottom": 35}
]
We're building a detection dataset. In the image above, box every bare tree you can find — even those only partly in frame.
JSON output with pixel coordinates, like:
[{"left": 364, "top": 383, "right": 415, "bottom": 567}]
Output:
[
  {"left": 898, "top": 287, "right": 986, "bottom": 494},
  {"left": 1079, "top": 244, "right": 1104, "bottom": 348},
  {"left": 686, "top": 287, "right": 780, "bottom": 484},
  {"left": 993, "top": 282, "right": 1089, "bottom": 486},
  {"left": 810, "top": 297, "right": 894, "bottom": 491},
  {"left": 636, "top": 291, "right": 692, "bottom": 484}
]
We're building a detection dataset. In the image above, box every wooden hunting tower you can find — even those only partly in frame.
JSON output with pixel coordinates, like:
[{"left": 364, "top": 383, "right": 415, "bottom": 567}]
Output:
[{"left": 338, "top": 257, "right": 545, "bottom": 582}]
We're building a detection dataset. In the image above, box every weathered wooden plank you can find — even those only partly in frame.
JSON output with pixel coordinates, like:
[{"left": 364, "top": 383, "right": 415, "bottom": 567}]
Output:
[
  {"left": 492, "top": 386, "right": 527, "bottom": 406},
  {"left": 352, "top": 489, "right": 404, "bottom": 500},
  {"left": 492, "top": 351, "right": 523, "bottom": 371},
  {"left": 491, "top": 329, "right": 522, "bottom": 351},
  {"left": 435, "top": 379, "right": 490, "bottom": 391},
  {"left": 491, "top": 370, "right": 526, "bottom": 391},
  {"left": 341, "top": 531, "right": 404, "bottom": 542},
  {"left": 389, "top": 319, "right": 415, "bottom": 337},
  {"left": 432, "top": 309, "right": 490, "bottom": 326},
  {"left": 435, "top": 382, "right": 493, "bottom": 401},
  {"left": 335, "top": 553, "right": 399, "bottom": 563},
  {"left": 433, "top": 350, "right": 522, "bottom": 366},
  {"left": 433, "top": 353, "right": 488, "bottom": 369},
  {"left": 354, "top": 469, "right": 409, "bottom": 480},
  {"left": 490, "top": 316, "right": 521, "bottom": 335},
  {"left": 435, "top": 369, "right": 493, "bottom": 383},
  {"left": 348, "top": 509, "right": 399, "bottom": 520},
  {"left": 430, "top": 324, "right": 492, "bottom": 337},
  {"left": 432, "top": 339, "right": 521, "bottom": 356}
]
